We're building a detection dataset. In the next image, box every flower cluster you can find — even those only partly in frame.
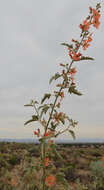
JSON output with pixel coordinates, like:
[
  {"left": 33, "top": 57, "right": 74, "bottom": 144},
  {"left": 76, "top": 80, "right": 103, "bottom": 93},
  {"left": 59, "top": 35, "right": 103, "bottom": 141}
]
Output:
[
  {"left": 91, "top": 7, "right": 101, "bottom": 29},
  {"left": 68, "top": 48, "right": 82, "bottom": 61},
  {"left": 80, "top": 5, "right": 101, "bottom": 51},
  {"left": 79, "top": 19, "right": 91, "bottom": 31},
  {"left": 68, "top": 4, "right": 101, "bottom": 62},
  {"left": 82, "top": 33, "right": 92, "bottom": 50},
  {"left": 69, "top": 67, "right": 77, "bottom": 85},
  {"left": 45, "top": 157, "right": 51, "bottom": 167}
]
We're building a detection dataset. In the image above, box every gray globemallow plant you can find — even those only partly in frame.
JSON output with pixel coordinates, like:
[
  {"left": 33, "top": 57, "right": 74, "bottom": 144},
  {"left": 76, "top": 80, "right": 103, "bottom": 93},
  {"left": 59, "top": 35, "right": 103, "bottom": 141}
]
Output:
[{"left": 24, "top": 3, "right": 101, "bottom": 190}]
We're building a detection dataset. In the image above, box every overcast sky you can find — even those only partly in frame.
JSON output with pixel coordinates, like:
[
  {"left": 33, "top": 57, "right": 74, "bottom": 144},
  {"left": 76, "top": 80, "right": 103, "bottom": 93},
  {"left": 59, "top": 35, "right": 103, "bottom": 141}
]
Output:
[{"left": 0, "top": 0, "right": 104, "bottom": 140}]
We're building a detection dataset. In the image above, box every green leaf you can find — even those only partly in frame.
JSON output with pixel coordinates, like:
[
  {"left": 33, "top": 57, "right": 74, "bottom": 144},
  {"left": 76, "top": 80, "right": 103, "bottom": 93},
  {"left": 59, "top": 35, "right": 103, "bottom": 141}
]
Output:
[
  {"left": 68, "top": 85, "right": 82, "bottom": 96},
  {"left": 66, "top": 117, "right": 78, "bottom": 127},
  {"left": 80, "top": 56, "right": 94, "bottom": 61},
  {"left": 49, "top": 72, "right": 61, "bottom": 84},
  {"left": 61, "top": 43, "right": 73, "bottom": 49},
  {"left": 40, "top": 105, "right": 50, "bottom": 118},
  {"left": 96, "top": 3, "right": 101, "bottom": 9},
  {"left": 69, "top": 118, "right": 78, "bottom": 127},
  {"left": 24, "top": 119, "right": 36, "bottom": 125},
  {"left": 24, "top": 115, "right": 38, "bottom": 125},
  {"left": 24, "top": 104, "right": 33, "bottom": 107},
  {"left": 41, "top": 93, "right": 51, "bottom": 104},
  {"left": 32, "top": 115, "right": 38, "bottom": 120},
  {"left": 68, "top": 130, "right": 76, "bottom": 139},
  {"left": 24, "top": 100, "right": 38, "bottom": 107},
  {"left": 56, "top": 172, "right": 70, "bottom": 190}
]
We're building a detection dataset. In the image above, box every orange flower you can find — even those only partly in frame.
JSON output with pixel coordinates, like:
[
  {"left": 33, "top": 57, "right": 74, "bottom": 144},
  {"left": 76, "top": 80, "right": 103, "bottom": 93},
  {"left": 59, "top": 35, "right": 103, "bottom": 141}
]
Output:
[
  {"left": 45, "top": 175, "right": 56, "bottom": 187},
  {"left": 83, "top": 40, "right": 90, "bottom": 50},
  {"left": 68, "top": 48, "right": 73, "bottom": 58},
  {"left": 68, "top": 67, "right": 76, "bottom": 85},
  {"left": 69, "top": 67, "right": 77, "bottom": 75},
  {"left": 92, "top": 8, "right": 101, "bottom": 29},
  {"left": 11, "top": 176, "right": 18, "bottom": 186},
  {"left": 45, "top": 157, "right": 51, "bottom": 167},
  {"left": 87, "top": 34, "right": 92, "bottom": 42},
  {"left": 83, "top": 33, "right": 92, "bottom": 51},
  {"left": 92, "top": 8, "right": 100, "bottom": 19},
  {"left": 83, "top": 19, "right": 91, "bottom": 31},
  {"left": 34, "top": 128, "right": 40, "bottom": 137},
  {"left": 44, "top": 130, "right": 53, "bottom": 137},
  {"left": 72, "top": 52, "right": 82, "bottom": 61},
  {"left": 71, "top": 77, "right": 75, "bottom": 85},
  {"left": 80, "top": 19, "right": 91, "bottom": 31},
  {"left": 68, "top": 48, "right": 82, "bottom": 61},
  {"left": 60, "top": 91, "right": 64, "bottom": 98},
  {"left": 93, "top": 18, "right": 100, "bottom": 29}
]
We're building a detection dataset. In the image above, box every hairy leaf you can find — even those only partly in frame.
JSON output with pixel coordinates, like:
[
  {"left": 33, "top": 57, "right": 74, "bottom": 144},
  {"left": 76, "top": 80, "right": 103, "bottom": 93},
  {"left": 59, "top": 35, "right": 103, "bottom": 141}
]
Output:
[
  {"left": 61, "top": 43, "right": 73, "bottom": 49},
  {"left": 32, "top": 115, "right": 38, "bottom": 120},
  {"left": 68, "top": 85, "right": 82, "bottom": 96},
  {"left": 24, "top": 104, "right": 33, "bottom": 107},
  {"left": 24, "top": 115, "right": 38, "bottom": 125},
  {"left": 24, "top": 100, "right": 38, "bottom": 107},
  {"left": 40, "top": 105, "right": 50, "bottom": 118},
  {"left": 69, "top": 118, "right": 78, "bottom": 127},
  {"left": 41, "top": 93, "right": 51, "bottom": 104},
  {"left": 68, "top": 130, "right": 76, "bottom": 139},
  {"left": 80, "top": 56, "right": 94, "bottom": 61},
  {"left": 49, "top": 72, "right": 61, "bottom": 84}
]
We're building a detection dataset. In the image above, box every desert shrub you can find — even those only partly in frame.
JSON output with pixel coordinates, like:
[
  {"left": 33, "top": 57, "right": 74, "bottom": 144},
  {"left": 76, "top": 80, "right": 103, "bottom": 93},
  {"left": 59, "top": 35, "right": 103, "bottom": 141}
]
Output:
[
  {"left": 0, "top": 153, "right": 11, "bottom": 169},
  {"left": 64, "top": 164, "right": 77, "bottom": 182},
  {"left": 28, "top": 147, "right": 39, "bottom": 157},
  {"left": 76, "top": 178, "right": 88, "bottom": 190},
  {"left": 23, "top": 167, "right": 41, "bottom": 190},
  {"left": 89, "top": 160, "right": 104, "bottom": 189},
  {"left": 9, "top": 155, "right": 18, "bottom": 165}
]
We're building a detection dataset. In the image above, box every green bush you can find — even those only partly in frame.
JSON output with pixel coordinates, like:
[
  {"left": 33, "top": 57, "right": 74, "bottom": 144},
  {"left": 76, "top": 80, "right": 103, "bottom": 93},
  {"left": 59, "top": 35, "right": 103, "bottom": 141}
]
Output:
[
  {"left": 89, "top": 160, "right": 104, "bottom": 189},
  {"left": 76, "top": 178, "right": 88, "bottom": 190},
  {"left": 0, "top": 153, "right": 11, "bottom": 169},
  {"left": 9, "top": 155, "right": 17, "bottom": 165}
]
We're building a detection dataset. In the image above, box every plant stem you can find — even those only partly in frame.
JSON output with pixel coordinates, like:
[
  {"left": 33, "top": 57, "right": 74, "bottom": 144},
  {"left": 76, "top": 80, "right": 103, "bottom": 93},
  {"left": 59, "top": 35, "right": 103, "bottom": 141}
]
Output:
[
  {"left": 42, "top": 139, "right": 46, "bottom": 190},
  {"left": 45, "top": 60, "right": 73, "bottom": 132},
  {"left": 41, "top": 33, "right": 85, "bottom": 190},
  {"left": 45, "top": 33, "right": 85, "bottom": 131}
]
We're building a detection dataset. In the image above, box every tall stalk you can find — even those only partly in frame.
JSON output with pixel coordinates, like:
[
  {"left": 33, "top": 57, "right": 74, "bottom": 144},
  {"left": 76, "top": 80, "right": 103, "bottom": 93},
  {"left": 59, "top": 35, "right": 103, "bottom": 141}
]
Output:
[{"left": 24, "top": 4, "right": 101, "bottom": 189}]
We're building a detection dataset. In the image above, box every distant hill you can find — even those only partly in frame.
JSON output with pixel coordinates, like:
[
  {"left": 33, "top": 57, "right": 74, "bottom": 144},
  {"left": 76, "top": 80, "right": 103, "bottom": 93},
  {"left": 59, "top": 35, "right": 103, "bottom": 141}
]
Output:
[{"left": 0, "top": 138, "right": 104, "bottom": 144}]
